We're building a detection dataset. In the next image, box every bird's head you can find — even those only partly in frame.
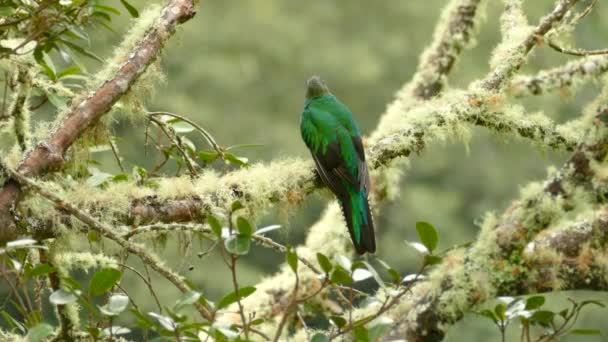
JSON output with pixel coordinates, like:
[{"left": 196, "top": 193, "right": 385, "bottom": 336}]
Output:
[{"left": 306, "top": 75, "right": 331, "bottom": 99}]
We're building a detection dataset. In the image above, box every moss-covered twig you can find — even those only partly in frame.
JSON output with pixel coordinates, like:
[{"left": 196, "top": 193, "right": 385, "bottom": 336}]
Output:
[
  {"left": 509, "top": 55, "right": 608, "bottom": 97},
  {"left": 481, "top": 0, "right": 580, "bottom": 90},
  {"left": 0, "top": 0, "right": 199, "bottom": 242},
  {"left": 409, "top": 0, "right": 485, "bottom": 99}
]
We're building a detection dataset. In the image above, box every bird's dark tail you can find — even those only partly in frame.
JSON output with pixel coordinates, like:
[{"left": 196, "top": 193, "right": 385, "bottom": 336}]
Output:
[{"left": 340, "top": 190, "right": 376, "bottom": 255}]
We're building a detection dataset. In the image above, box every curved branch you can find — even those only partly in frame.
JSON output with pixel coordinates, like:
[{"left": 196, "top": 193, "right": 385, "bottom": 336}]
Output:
[{"left": 0, "top": 0, "right": 198, "bottom": 241}]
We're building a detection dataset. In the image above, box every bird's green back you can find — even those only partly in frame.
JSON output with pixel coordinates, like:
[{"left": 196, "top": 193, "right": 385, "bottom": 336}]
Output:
[{"left": 300, "top": 94, "right": 362, "bottom": 176}]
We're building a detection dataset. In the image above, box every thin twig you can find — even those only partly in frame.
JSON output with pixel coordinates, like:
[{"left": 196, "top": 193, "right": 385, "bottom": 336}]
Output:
[
  {"left": 117, "top": 262, "right": 163, "bottom": 313},
  {"left": 546, "top": 39, "right": 608, "bottom": 57},
  {"left": 148, "top": 111, "right": 224, "bottom": 158}
]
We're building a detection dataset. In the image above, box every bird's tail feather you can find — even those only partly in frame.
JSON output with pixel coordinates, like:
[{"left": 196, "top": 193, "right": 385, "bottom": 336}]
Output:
[{"left": 340, "top": 191, "right": 376, "bottom": 254}]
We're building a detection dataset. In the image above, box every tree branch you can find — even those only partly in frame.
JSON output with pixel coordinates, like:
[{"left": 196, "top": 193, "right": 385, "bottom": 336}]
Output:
[
  {"left": 508, "top": 55, "right": 608, "bottom": 97},
  {"left": 0, "top": 0, "right": 198, "bottom": 241},
  {"left": 409, "top": 0, "right": 484, "bottom": 99}
]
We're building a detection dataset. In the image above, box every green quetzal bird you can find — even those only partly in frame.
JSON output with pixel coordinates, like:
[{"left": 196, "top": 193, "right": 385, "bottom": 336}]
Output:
[{"left": 300, "top": 76, "right": 376, "bottom": 254}]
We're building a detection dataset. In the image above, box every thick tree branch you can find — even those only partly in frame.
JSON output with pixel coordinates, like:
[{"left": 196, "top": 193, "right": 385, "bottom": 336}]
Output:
[{"left": 0, "top": 0, "right": 198, "bottom": 242}]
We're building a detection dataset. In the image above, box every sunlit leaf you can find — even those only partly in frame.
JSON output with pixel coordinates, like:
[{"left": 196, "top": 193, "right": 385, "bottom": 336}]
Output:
[
  {"left": 174, "top": 291, "right": 201, "bottom": 311},
  {"left": 406, "top": 241, "right": 429, "bottom": 255},
  {"left": 102, "top": 326, "right": 131, "bottom": 336},
  {"left": 148, "top": 312, "right": 177, "bottom": 332},
  {"left": 224, "top": 234, "right": 250, "bottom": 255},
  {"left": 50, "top": 289, "right": 78, "bottom": 305},
  {"left": 352, "top": 268, "right": 373, "bottom": 282},
  {"left": 254, "top": 224, "right": 281, "bottom": 235}
]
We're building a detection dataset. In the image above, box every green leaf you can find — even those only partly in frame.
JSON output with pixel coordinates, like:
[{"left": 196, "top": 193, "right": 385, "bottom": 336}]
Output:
[
  {"left": 477, "top": 309, "right": 498, "bottom": 323},
  {"left": 25, "top": 264, "right": 55, "bottom": 278},
  {"left": 224, "top": 152, "right": 249, "bottom": 167},
  {"left": 60, "top": 39, "right": 103, "bottom": 63},
  {"left": 286, "top": 245, "right": 298, "bottom": 273},
  {"left": 99, "top": 293, "right": 129, "bottom": 316},
  {"left": 2, "top": 310, "right": 26, "bottom": 333},
  {"left": 0, "top": 7, "right": 14, "bottom": 16},
  {"left": 254, "top": 224, "right": 282, "bottom": 235},
  {"left": 94, "top": 4, "right": 121, "bottom": 15},
  {"left": 224, "top": 234, "right": 250, "bottom": 255},
  {"left": 207, "top": 215, "right": 222, "bottom": 237},
  {"left": 120, "top": 0, "right": 139, "bottom": 17},
  {"left": 231, "top": 200, "right": 244, "bottom": 212},
  {"left": 27, "top": 323, "right": 54, "bottom": 342},
  {"left": 49, "top": 289, "right": 78, "bottom": 305},
  {"left": 89, "top": 268, "right": 121, "bottom": 296},
  {"left": 353, "top": 325, "right": 368, "bottom": 341},
  {"left": 329, "top": 316, "right": 346, "bottom": 328},
  {"left": 47, "top": 92, "right": 68, "bottom": 110},
  {"left": 169, "top": 119, "right": 194, "bottom": 133},
  {"left": 530, "top": 310, "right": 554, "bottom": 326},
  {"left": 34, "top": 47, "right": 56, "bottom": 81},
  {"left": 247, "top": 318, "right": 262, "bottom": 326},
  {"left": 198, "top": 151, "right": 219, "bottom": 163},
  {"left": 416, "top": 221, "right": 438, "bottom": 253},
  {"left": 424, "top": 254, "right": 442, "bottom": 266},
  {"left": 225, "top": 143, "right": 264, "bottom": 151},
  {"left": 330, "top": 265, "right": 353, "bottom": 285},
  {"left": 311, "top": 333, "right": 330, "bottom": 342},
  {"left": 316, "top": 253, "right": 333, "bottom": 273},
  {"left": 236, "top": 217, "right": 253, "bottom": 236},
  {"left": 112, "top": 174, "right": 129, "bottom": 182},
  {"left": 216, "top": 286, "right": 256, "bottom": 309},
  {"left": 569, "top": 329, "right": 601, "bottom": 335},
  {"left": 92, "top": 11, "right": 112, "bottom": 22},
  {"left": 57, "top": 66, "right": 81, "bottom": 79},
  {"left": 525, "top": 295, "right": 545, "bottom": 310},
  {"left": 494, "top": 303, "right": 506, "bottom": 321}
]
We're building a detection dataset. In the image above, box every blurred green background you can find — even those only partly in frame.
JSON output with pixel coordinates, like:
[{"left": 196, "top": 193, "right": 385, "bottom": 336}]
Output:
[{"left": 19, "top": 0, "right": 608, "bottom": 340}]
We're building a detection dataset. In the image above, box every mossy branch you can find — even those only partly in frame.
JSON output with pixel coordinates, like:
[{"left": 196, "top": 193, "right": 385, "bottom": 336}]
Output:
[
  {"left": 358, "top": 98, "right": 608, "bottom": 341},
  {"left": 409, "top": 0, "right": 485, "bottom": 99},
  {"left": 508, "top": 55, "right": 608, "bottom": 97},
  {"left": 2, "top": 164, "right": 214, "bottom": 321},
  {"left": 0, "top": 0, "right": 199, "bottom": 242}
]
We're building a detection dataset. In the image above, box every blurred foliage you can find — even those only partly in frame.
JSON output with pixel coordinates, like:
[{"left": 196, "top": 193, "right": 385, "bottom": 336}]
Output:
[{"left": 1, "top": 0, "right": 608, "bottom": 340}]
